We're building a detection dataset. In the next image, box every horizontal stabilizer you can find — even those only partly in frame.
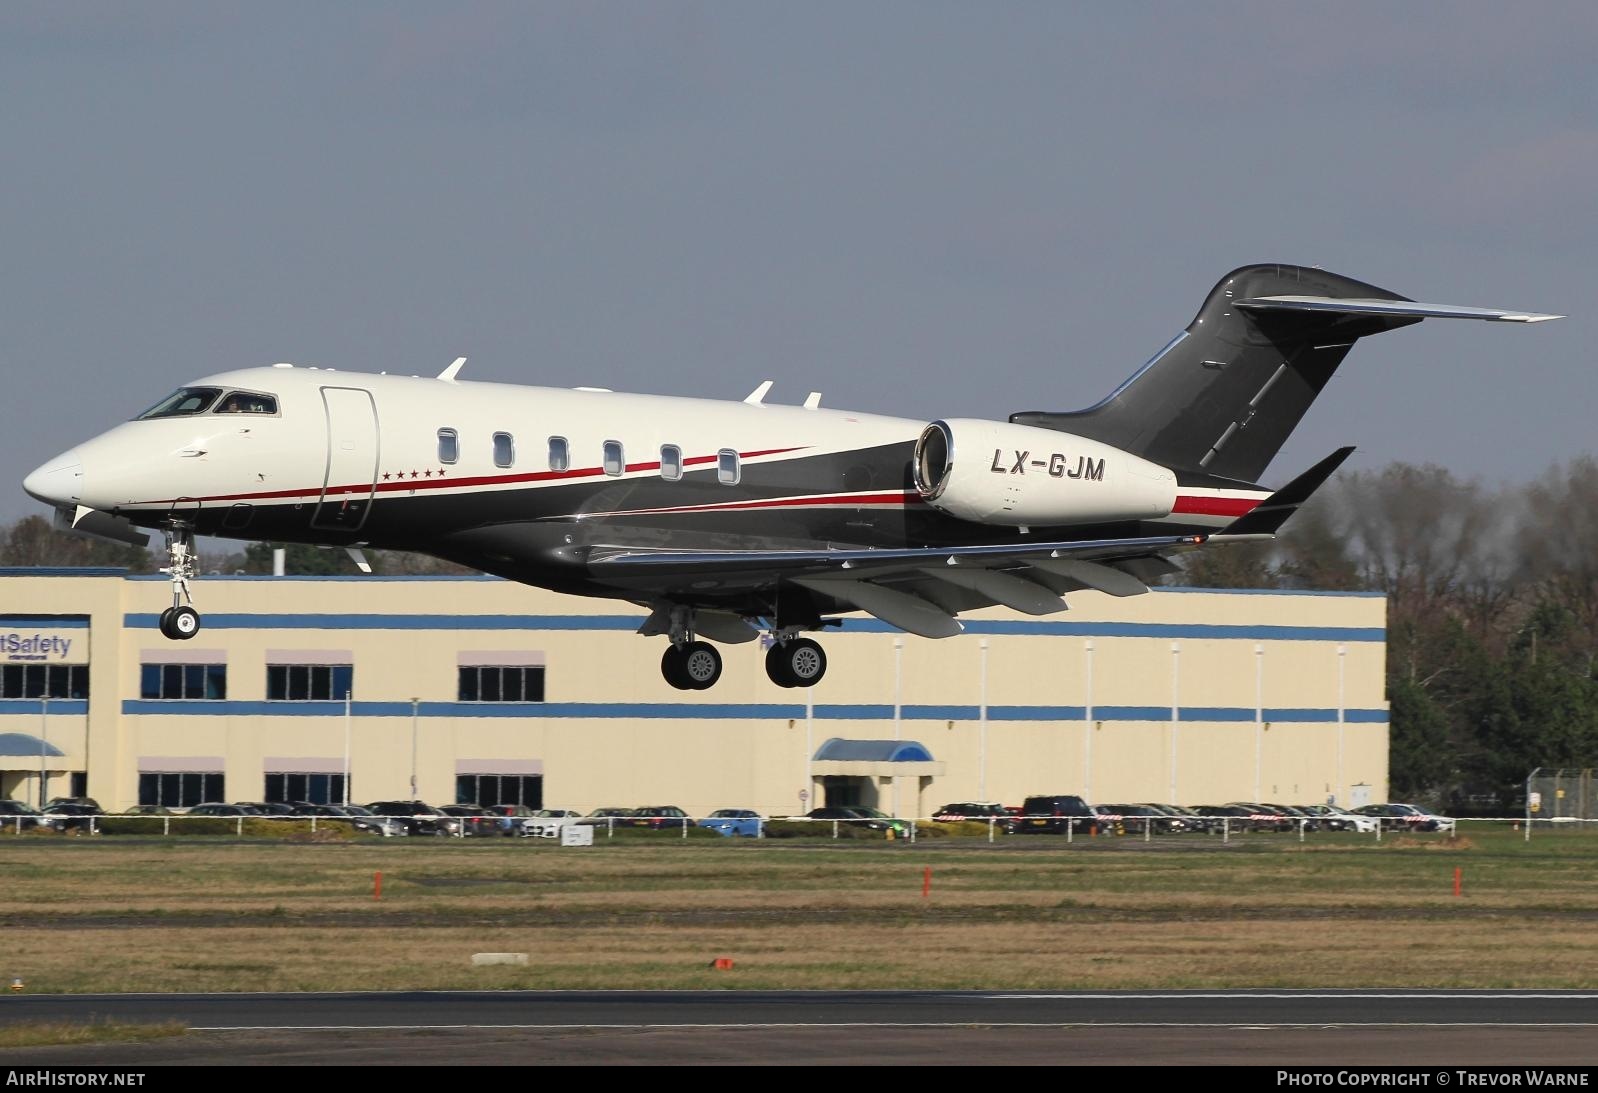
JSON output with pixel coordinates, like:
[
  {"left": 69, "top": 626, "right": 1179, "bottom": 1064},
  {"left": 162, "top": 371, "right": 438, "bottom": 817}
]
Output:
[
  {"left": 1213, "top": 446, "right": 1354, "bottom": 539},
  {"left": 1236, "top": 296, "right": 1562, "bottom": 323}
]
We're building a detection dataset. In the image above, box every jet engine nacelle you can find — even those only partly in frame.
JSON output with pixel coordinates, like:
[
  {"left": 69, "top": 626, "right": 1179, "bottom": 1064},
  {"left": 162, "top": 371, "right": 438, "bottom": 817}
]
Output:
[{"left": 913, "top": 419, "right": 1177, "bottom": 526}]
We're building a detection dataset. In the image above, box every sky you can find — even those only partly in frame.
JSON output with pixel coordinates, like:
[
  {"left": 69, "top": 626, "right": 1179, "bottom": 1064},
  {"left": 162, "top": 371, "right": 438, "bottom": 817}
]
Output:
[{"left": 4, "top": 2, "right": 1594, "bottom": 525}]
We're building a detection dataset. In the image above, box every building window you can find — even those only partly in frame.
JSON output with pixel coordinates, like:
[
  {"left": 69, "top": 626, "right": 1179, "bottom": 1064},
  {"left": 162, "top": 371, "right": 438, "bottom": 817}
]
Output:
[
  {"left": 267, "top": 664, "right": 354, "bottom": 701},
  {"left": 140, "top": 664, "right": 226, "bottom": 700},
  {"left": 457, "top": 773, "right": 543, "bottom": 809},
  {"left": 437, "top": 428, "right": 459, "bottom": 464},
  {"left": 603, "top": 440, "right": 624, "bottom": 476},
  {"left": 718, "top": 448, "right": 741, "bottom": 485},
  {"left": 660, "top": 444, "right": 683, "bottom": 481},
  {"left": 265, "top": 772, "right": 347, "bottom": 806},
  {"left": 0, "top": 663, "right": 88, "bottom": 699},
  {"left": 458, "top": 665, "right": 545, "bottom": 702},
  {"left": 139, "top": 771, "right": 223, "bottom": 808},
  {"left": 493, "top": 432, "right": 515, "bottom": 468},
  {"left": 548, "top": 436, "right": 569, "bottom": 472}
]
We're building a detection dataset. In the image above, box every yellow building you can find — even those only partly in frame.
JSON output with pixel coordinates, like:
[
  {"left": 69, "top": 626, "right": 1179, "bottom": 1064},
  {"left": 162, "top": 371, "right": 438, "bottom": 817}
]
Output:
[{"left": 0, "top": 567, "right": 1388, "bottom": 817}]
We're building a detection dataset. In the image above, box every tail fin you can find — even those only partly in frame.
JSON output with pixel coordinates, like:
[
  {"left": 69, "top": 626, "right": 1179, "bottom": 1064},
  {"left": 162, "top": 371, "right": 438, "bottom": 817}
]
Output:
[
  {"left": 1210, "top": 446, "right": 1354, "bottom": 540},
  {"left": 1011, "top": 264, "right": 1559, "bottom": 481}
]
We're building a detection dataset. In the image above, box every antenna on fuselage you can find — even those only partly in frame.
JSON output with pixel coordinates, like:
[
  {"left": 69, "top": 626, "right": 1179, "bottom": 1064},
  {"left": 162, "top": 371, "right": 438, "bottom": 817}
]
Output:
[
  {"left": 437, "top": 357, "right": 467, "bottom": 382},
  {"left": 743, "top": 380, "right": 774, "bottom": 405}
]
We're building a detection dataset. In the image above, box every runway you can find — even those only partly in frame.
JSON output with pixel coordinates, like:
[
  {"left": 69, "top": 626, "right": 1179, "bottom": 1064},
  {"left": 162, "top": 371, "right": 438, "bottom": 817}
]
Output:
[{"left": 4, "top": 990, "right": 1596, "bottom": 1065}]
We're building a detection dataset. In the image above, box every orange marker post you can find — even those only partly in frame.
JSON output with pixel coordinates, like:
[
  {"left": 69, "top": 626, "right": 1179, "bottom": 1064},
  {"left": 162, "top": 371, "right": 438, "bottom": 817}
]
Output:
[
  {"left": 923, "top": 866, "right": 931, "bottom": 899},
  {"left": 1453, "top": 867, "right": 1462, "bottom": 898},
  {"left": 374, "top": 871, "right": 383, "bottom": 901}
]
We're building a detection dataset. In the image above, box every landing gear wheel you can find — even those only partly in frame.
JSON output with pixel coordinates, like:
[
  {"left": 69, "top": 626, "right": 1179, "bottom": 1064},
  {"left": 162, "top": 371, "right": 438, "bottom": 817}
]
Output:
[
  {"left": 164, "top": 606, "right": 201, "bottom": 640},
  {"left": 766, "top": 638, "right": 827, "bottom": 688},
  {"left": 678, "top": 640, "right": 722, "bottom": 690},
  {"left": 661, "top": 646, "right": 694, "bottom": 690}
]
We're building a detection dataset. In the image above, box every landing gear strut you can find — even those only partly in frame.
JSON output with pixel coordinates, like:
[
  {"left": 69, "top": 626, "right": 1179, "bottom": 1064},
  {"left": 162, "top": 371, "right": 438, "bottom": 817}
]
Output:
[
  {"left": 765, "top": 636, "right": 827, "bottom": 688},
  {"left": 158, "top": 523, "right": 201, "bottom": 641},
  {"left": 659, "top": 606, "right": 723, "bottom": 690}
]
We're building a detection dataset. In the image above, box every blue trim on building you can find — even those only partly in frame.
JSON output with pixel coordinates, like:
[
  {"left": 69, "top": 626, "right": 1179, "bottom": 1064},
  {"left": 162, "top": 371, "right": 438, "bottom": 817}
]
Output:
[
  {"left": 0, "top": 700, "right": 90, "bottom": 715},
  {"left": 121, "top": 611, "right": 1383, "bottom": 643},
  {"left": 0, "top": 567, "right": 127, "bottom": 578},
  {"left": 2, "top": 617, "right": 90, "bottom": 628},
  {"left": 116, "top": 698, "right": 1388, "bottom": 724}
]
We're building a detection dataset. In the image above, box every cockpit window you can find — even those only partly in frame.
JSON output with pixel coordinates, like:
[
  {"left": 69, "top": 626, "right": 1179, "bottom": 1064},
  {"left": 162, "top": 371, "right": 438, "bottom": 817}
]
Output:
[
  {"left": 137, "top": 387, "right": 223, "bottom": 419},
  {"left": 215, "top": 390, "right": 278, "bottom": 415}
]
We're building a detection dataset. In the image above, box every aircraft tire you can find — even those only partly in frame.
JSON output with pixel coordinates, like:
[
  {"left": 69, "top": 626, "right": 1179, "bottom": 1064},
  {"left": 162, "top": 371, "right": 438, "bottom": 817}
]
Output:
[
  {"left": 168, "top": 606, "right": 201, "bottom": 640},
  {"left": 764, "top": 644, "right": 797, "bottom": 687},
  {"left": 157, "top": 607, "right": 176, "bottom": 639},
  {"left": 660, "top": 646, "right": 694, "bottom": 690},
  {"left": 679, "top": 640, "right": 722, "bottom": 690},
  {"left": 768, "top": 638, "right": 826, "bottom": 688}
]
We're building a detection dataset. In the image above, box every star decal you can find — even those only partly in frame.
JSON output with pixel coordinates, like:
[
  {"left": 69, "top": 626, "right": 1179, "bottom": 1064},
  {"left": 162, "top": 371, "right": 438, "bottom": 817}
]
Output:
[
  {"left": 423, "top": 469, "right": 433, "bottom": 477},
  {"left": 410, "top": 470, "right": 420, "bottom": 479},
  {"left": 381, "top": 472, "right": 391, "bottom": 481}
]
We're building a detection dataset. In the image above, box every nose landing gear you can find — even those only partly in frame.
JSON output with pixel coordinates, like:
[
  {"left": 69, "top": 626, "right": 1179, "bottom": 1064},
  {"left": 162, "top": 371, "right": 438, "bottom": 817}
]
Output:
[{"left": 157, "top": 524, "right": 201, "bottom": 641}]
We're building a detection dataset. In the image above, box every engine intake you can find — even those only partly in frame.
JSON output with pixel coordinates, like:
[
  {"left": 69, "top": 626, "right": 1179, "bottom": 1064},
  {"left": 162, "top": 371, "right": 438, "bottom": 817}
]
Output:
[{"left": 913, "top": 419, "right": 1176, "bottom": 527}]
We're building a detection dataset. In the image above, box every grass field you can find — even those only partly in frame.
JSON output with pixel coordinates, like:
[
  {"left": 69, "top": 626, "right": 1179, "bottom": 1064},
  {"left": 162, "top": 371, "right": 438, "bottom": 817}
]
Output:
[{"left": 3, "top": 826, "right": 1596, "bottom": 993}]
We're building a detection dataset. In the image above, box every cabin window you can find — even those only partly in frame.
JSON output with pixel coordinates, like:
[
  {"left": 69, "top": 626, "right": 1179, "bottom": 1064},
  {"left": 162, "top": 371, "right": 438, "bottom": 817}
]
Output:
[
  {"left": 493, "top": 432, "right": 515, "bottom": 468},
  {"left": 437, "top": 428, "right": 459, "bottom": 464},
  {"left": 660, "top": 445, "right": 683, "bottom": 482},
  {"left": 548, "top": 436, "right": 569, "bottom": 473},
  {"left": 603, "top": 440, "right": 624, "bottom": 476},
  {"left": 717, "top": 448, "right": 741, "bottom": 486}
]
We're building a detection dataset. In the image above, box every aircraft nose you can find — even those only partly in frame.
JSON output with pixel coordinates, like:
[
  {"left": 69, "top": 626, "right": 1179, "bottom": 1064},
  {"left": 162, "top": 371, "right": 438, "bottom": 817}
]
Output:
[{"left": 22, "top": 449, "right": 84, "bottom": 507}]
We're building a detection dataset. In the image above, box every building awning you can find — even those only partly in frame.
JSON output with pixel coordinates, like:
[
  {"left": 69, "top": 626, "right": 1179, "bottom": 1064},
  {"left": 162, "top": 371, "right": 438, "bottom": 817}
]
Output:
[
  {"left": 0, "top": 732, "right": 65, "bottom": 758},
  {"left": 810, "top": 737, "right": 945, "bottom": 777}
]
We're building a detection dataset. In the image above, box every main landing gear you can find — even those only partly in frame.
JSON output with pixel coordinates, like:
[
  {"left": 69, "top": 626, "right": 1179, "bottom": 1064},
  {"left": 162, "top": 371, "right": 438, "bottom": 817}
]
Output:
[
  {"left": 157, "top": 523, "right": 202, "bottom": 641},
  {"left": 655, "top": 607, "right": 830, "bottom": 690}
]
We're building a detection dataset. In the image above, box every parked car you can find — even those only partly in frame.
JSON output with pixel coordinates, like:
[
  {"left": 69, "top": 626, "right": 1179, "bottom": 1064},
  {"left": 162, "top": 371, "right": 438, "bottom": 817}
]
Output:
[
  {"left": 1226, "top": 803, "right": 1296, "bottom": 833},
  {"left": 1351, "top": 803, "right": 1456, "bottom": 833},
  {"left": 631, "top": 805, "right": 693, "bottom": 830},
  {"left": 365, "top": 800, "right": 462, "bottom": 836},
  {"left": 46, "top": 796, "right": 103, "bottom": 812},
  {"left": 1142, "top": 803, "right": 1215, "bottom": 834},
  {"left": 1294, "top": 804, "right": 1377, "bottom": 833},
  {"left": 577, "top": 808, "right": 637, "bottom": 830},
  {"left": 482, "top": 803, "right": 537, "bottom": 836},
  {"left": 1104, "top": 803, "right": 1186, "bottom": 835},
  {"left": 122, "top": 804, "right": 172, "bottom": 816},
  {"left": 440, "top": 804, "right": 500, "bottom": 837},
  {"left": 289, "top": 803, "right": 407, "bottom": 837},
  {"left": 1190, "top": 804, "right": 1266, "bottom": 832},
  {"left": 185, "top": 802, "right": 261, "bottom": 817},
  {"left": 931, "top": 802, "right": 1015, "bottom": 832},
  {"left": 1259, "top": 803, "right": 1321, "bottom": 832},
  {"left": 697, "top": 809, "right": 764, "bottom": 837},
  {"left": 41, "top": 802, "right": 102, "bottom": 832},
  {"left": 233, "top": 801, "right": 297, "bottom": 818},
  {"left": 0, "top": 799, "right": 55, "bottom": 831},
  {"left": 522, "top": 809, "right": 585, "bottom": 837},
  {"left": 1013, "top": 794, "right": 1097, "bottom": 835},
  {"left": 805, "top": 806, "right": 891, "bottom": 833}
]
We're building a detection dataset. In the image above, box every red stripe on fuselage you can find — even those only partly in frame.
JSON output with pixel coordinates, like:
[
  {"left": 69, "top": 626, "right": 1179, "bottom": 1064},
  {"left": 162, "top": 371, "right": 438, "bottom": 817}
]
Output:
[{"left": 1171, "top": 495, "right": 1261, "bottom": 517}]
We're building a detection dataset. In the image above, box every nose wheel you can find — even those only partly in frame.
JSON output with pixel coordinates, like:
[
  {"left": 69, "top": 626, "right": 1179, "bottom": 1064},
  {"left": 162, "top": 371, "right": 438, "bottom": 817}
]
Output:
[
  {"left": 765, "top": 637, "right": 827, "bottom": 688},
  {"left": 157, "top": 523, "right": 202, "bottom": 641},
  {"left": 159, "top": 606, "right": 201, "bottom": 640}
]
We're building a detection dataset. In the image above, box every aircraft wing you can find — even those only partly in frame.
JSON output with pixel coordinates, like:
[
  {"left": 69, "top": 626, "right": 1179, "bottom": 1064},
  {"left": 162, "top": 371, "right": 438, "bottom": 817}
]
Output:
[{"left": 588, "top": 533, "right": 1203, "bottom": 639}]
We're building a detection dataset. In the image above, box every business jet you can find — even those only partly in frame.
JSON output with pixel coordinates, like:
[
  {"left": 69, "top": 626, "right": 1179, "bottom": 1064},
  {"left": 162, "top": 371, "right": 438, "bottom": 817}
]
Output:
[{"left": 22, "top": 264, "right": 1558, "bottom": 690}]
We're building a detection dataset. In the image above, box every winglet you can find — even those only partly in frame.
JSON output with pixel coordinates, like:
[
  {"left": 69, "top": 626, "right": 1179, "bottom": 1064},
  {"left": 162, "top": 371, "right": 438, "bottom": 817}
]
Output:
[
  {"left": 1213, "top": 446, "right": 1355, "bottom": 538},
  {"left": 437, "top": 357, "right": 467, "bottom": 382},
  {"left": 744, "top": 380, "right": 774, "bottom": 405}
]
